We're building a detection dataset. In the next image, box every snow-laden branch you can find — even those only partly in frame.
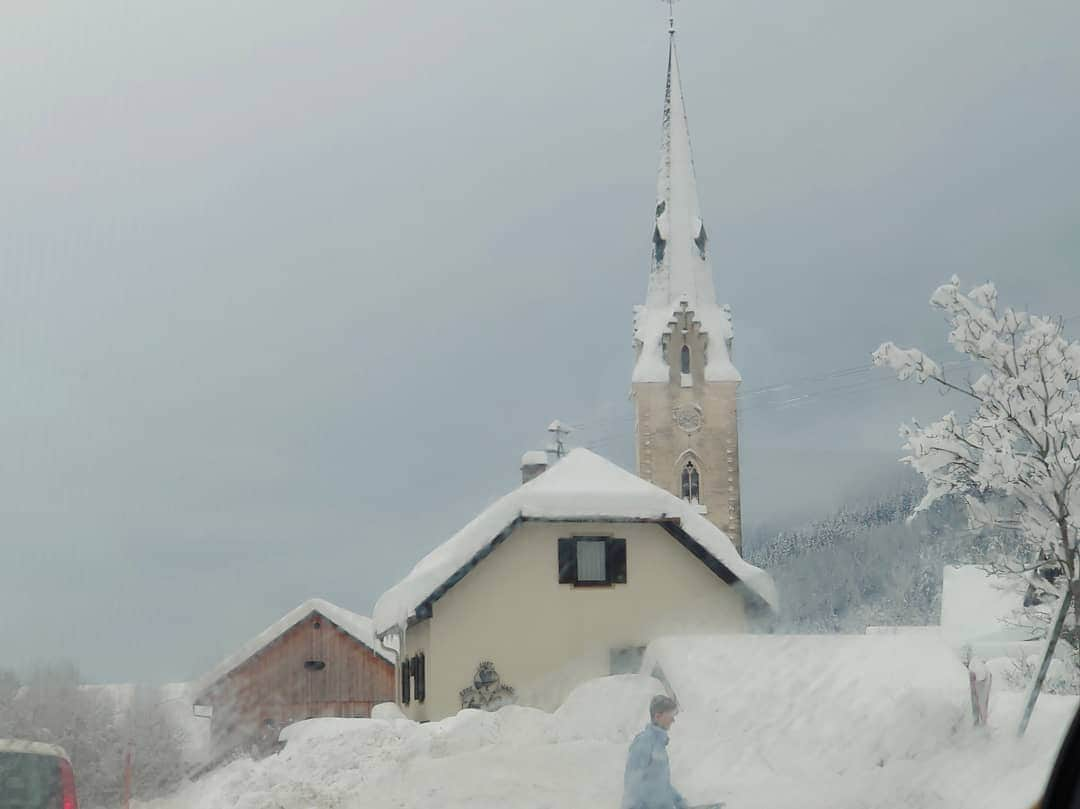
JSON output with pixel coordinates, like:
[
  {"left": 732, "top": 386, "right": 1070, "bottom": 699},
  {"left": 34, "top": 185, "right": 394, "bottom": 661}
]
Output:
[{"left": 874, "top": 277, "right": 1080, "bottom": 668}]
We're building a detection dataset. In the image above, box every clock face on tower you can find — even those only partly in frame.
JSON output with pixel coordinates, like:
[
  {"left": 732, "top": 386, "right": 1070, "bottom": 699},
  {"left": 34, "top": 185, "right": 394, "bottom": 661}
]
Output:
[{"left": 672, "top": 403, "right": 703, "bottom": 434}]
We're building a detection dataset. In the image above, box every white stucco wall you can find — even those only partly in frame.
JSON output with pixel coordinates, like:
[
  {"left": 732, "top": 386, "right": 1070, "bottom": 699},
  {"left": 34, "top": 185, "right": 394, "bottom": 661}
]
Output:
[{"left": 400, "top": 520, "right": 747, "bottom": 721}]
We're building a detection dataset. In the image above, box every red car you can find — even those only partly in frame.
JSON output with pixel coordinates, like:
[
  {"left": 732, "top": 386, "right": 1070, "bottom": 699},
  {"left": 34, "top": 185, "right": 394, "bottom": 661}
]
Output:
[{"left": 0, "top": 740, "right": 78, "bottom": 809}]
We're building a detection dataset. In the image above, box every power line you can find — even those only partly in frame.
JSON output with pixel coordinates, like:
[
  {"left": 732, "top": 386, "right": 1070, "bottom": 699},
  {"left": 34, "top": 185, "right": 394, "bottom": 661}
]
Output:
[{"left": 575, "top": 311, "right": 1079, "bottom": 445}]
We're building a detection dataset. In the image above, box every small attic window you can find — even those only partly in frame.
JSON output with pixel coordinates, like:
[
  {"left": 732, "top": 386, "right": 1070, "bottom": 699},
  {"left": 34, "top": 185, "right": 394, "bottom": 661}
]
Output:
[
  {"left": 312, "top": 620, "right": 321, "bottom": 629},
  {"left": 304, "top": 660, "right": 326, "bottom": 671},
  {"left": 694, "top": 221, "right": 708, "bottom": 259},
  {"left": 680, "top": 345, "right": 691, "bottom": 374}
]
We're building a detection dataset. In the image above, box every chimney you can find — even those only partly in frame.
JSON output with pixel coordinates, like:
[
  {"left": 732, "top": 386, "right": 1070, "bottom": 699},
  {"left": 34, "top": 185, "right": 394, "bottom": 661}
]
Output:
[{"left": 520, "top": 450, "right": 549, "bottom": 484}]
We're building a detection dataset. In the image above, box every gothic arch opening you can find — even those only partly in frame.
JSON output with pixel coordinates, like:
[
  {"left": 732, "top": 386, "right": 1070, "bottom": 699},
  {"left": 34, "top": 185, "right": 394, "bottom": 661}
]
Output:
[
  {"left": 680, "top": 345, "right": 691, "bottom": 374},
  {"left": 680, "top": 460, "right": 701, "bottom": 504}
]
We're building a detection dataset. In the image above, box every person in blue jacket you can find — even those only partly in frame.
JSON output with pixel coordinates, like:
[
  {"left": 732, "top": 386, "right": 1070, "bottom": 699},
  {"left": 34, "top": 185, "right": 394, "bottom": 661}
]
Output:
[{"left": 621, "top": 694, "right": 689, "bottom": 809}]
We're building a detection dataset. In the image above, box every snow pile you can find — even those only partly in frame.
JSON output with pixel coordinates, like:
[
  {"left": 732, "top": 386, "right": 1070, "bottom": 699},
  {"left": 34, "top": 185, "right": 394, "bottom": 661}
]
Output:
[
  {"left": 136, "top": 635, "right": 1076, "bottom": 809},
  {"left": 646, "top": 635, "right": 970, "bottom": 777},
  {"left": 646, "top": 634, "right": 1076, "bottom": 809},
  {"left": 194, "top": 599, "right": 389, "bottom": 701},
  {"left": 373, "top": 449, "right": 776, "bottom": 633},
  {"left": 135, "top": 675, "right": 662, "bottom": 809}
]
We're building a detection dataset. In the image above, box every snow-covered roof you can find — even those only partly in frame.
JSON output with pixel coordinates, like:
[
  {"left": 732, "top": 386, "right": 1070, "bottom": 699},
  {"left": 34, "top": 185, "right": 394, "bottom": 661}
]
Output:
[
  {"left": 632, "top": 34, "right": 740, "bottom": 386},
  {"left": 940, "top": 565, "right": 1037, "bottom": 647},
  {"left": 373, "top": 448, "right": 776, "bottom": 634},
  {"left": 194, "top": 599, "right": 390, "bottom": 702}
]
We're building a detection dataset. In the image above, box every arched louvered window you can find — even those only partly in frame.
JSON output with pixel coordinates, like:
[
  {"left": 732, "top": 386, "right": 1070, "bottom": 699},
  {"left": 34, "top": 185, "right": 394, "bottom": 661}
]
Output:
[
  {"left": 680, "top": 345, "right": 691, "bottom": 374},
  {"left": 681, "top": 461, "right": 700, "bottom": 504},
  {"left": 653, "top": 200, "right": 668, "bottom": 266},
  {"left": 694, "top": 221, "right": 708, "bottom": 260},
  {"left": 653, "top": 226, "right": 666, "bottom": 265}
]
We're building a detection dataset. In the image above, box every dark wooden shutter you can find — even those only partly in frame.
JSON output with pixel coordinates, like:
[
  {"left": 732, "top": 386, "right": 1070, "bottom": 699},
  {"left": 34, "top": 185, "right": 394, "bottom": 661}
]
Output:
[
  {"left": 416, "top": 653, "right": 426, "bottom": 702},
  {"left": 401, "top": 658, "right": 411, "bottom": 705},
  {"left": 606, "top": 538, "right": 627, "bottom": 584},
  {"left": 558, "top": 538, "right": 577, "bottom": 584}
]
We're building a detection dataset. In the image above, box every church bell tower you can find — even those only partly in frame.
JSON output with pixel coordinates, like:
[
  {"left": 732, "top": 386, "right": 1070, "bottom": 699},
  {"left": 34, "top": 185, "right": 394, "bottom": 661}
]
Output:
[{"left": 631, "top": 13, "right": 743, "bottom": 551}]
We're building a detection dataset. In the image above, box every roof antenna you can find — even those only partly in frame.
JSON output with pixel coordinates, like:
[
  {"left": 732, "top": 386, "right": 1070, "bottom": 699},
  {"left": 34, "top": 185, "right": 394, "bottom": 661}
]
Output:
[
  {"left": 547, "top": 420, "right": 572, "bottom": 459},
  {"left": 666, "top": 0, "right": 677, "bottom": 36}
]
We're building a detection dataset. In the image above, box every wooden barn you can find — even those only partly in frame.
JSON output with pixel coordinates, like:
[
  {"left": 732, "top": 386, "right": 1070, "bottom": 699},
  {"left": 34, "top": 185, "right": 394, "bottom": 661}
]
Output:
[{"left": 193, "top": 599, "right": 394, "bottom": 759}]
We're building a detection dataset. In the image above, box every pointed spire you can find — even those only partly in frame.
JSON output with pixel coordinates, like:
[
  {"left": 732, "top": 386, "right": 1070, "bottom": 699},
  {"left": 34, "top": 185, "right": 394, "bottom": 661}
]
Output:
[
  {"left": 634, "top": 18, "right": 739, "bottom": 385},
  {"left": 647, "top": 28, "right": 716, "bottom": 311}
]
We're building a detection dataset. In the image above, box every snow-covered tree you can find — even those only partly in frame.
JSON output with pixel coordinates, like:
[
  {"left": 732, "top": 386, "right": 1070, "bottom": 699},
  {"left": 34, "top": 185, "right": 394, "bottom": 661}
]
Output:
[
  {"left": 873, "top": 277, "right": 1080, "bottom": 718},
  {"left": 116, "top": 685, "right": 186, "bottom": 800}
]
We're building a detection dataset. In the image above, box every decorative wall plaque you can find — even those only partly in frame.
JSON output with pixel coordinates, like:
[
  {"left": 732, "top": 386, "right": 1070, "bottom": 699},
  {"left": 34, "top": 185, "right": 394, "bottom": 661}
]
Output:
[{"left": 459, "top": 661, "right": 516, "bottom": 711}]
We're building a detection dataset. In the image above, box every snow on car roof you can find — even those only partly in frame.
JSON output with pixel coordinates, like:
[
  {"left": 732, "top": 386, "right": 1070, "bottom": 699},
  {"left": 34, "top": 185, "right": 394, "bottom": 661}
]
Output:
[{"left": 0, "top": 740, "right": 70, "bottom": 760}]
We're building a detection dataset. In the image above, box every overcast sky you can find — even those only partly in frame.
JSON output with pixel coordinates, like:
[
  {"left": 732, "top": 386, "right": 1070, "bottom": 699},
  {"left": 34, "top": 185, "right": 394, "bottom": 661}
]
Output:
[{"left": 2, "top": 1, "right": 1078, "bottom": 684}]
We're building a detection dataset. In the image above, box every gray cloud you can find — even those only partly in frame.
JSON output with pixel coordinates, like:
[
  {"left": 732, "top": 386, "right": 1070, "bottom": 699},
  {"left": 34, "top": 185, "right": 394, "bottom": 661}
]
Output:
[{"left": 1, "top": 0, "right": 1078, "bottom": 683}]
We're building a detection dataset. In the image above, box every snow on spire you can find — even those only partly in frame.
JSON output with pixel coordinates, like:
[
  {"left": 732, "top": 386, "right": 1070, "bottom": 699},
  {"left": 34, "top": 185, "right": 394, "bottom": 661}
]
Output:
[
  {"left": 634, "top": 24, "right": 739, "bottom": 384},
  {"left": 648, "top": 33, "right": 716, "bottom": 310}
]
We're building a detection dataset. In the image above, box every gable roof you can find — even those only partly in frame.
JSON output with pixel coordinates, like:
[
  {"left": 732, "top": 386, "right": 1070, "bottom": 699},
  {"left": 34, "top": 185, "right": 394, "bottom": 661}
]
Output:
[
  {"left": 194, "top": 599, "right": 390, "bottom": 704},
  {"left": 373, "top": 449, "right": 777, "bottom": 635}
]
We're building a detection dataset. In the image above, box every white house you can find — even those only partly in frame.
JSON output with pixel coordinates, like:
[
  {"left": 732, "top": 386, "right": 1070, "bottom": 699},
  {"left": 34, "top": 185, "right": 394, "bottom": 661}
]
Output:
[{"left": 373, "top": 449, "right": 777, "bottom": 721}]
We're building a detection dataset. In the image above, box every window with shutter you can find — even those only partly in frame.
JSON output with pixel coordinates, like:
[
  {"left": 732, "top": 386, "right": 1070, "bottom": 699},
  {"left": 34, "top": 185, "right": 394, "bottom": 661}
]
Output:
[
  {"left": 606, "top": 537, "right": 627, "bottom": 584},
  {"left": 558, "top": 537, "right": 627, "bottom": 586},
  {"left": 415, "top": 653, "right": 426, "bottom": 702},
  {"left": 401, "top": 658, "right": 412, "bottom": 705},
  {"left": 558, "top": 537, "right": 577, "bottom": 584}
]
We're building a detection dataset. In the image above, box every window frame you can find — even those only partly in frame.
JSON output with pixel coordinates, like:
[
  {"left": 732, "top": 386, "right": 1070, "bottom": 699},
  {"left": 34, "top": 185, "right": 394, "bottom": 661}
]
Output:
[{"left": 558, "top": 536, "right": 627, "bottom": 587}]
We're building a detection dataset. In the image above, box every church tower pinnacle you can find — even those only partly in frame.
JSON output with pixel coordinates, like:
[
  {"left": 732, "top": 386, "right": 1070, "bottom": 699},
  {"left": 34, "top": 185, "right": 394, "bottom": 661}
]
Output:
[{"left": 632, "top": 12, "right": 744, "bottom": 551}]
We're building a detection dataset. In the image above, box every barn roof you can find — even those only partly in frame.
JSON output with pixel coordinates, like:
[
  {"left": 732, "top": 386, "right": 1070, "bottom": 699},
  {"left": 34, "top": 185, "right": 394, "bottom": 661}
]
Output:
[
  {"left": 373, "top": 449, "right": 777, "bottom": 634},
  {"left": 193, "top": 599, "right": 391, "bottom": 704}
]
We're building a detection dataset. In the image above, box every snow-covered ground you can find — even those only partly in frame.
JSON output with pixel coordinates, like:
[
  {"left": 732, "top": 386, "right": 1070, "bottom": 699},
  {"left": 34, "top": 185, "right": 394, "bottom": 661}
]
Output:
[{"left": 136, "top": 636, "right": 1077, "bottom": 809}]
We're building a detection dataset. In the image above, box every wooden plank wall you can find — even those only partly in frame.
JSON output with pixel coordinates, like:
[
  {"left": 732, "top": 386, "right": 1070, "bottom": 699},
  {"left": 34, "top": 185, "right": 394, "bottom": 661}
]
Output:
[{"left": 208, "top": 613, "right": 394, "bottom": 754}]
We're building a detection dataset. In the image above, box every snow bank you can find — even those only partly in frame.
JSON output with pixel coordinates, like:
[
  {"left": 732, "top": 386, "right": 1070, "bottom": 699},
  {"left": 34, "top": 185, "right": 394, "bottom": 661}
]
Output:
[
  {"left": 136, "top": 675, "right": 662, "bottom": 809},
  {"left": 136, "top": 637, "right": 1077, "bottom": 809},
  {"left": 646, "top": 634, "right": 1077, "bottom": 809},
  {"left": 373, "top": 449, "right": 776, "bottom": 634}
]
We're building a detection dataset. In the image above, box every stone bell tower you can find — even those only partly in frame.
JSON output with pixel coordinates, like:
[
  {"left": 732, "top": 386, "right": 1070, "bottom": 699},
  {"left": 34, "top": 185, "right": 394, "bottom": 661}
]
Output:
[{"left": 631, "top": 15, "right": 743, "bottom": 551}]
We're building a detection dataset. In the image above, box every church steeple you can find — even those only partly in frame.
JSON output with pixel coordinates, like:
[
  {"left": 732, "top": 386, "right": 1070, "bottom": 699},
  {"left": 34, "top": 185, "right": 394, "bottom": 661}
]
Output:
[
  {"left": 648, "top": 28, "right": 716, "bottom": 312},
  {"left": 631, "top": 12, "right": 744, "bottom": 552},
  {"left": 633, "top": 21, "right": 738, "bottom": 385}
]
